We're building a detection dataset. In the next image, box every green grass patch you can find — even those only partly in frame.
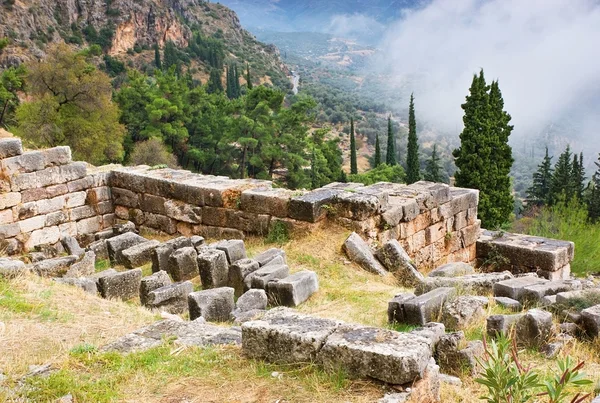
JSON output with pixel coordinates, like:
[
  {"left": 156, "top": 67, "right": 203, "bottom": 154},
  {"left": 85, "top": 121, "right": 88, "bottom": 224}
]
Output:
[
  {"left": 265, "top": 220, "right": 290, "bottom": 244},
  {"left": 95, "top": 259, "right": 111, "bottom": 272},
  {"left": 0, "top": 279, "right": 65, "bottom": 321}
]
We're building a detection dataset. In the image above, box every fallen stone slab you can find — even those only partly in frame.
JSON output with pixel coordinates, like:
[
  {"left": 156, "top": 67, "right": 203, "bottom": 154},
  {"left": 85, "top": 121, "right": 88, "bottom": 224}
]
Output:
[
  {"left": 288, "top": 188, "right": 341, "bottom": 222},
  {"left": 267, "top": 270, "right": 319, "bottom": 307},
  {"left": 101, "top": 319, "right": 241, "bottom": 353},
  {"left": 416, "top": 272, "right": 513, "bottom": 295},
  {"left": 89, "top": 268, "right": 118, "bottom": 287},
  {"left": 249, "top": 264, "right": 290, "bottom": 290},
  {"left": 493, "top": 276, "right": 549, "bottom": 300},
  {"left": 146, "top": 281, "right": 194, "bottom": 314},
  {"left": 87, "top": 239, "right": 109, "bottom": 261},
  {"left": 231, "top": 309, "right": 266, "bottom": 325},
  {"left": 55, "top": 277, "right": 98, "bottom": 294},
  {"left": 343, "top": 232, "right": 387, "bottom": 276},
  {"left": 487, "top": 313, "right": 524, "bottom": 338},
  {"left": 236, "top": 289, "right": 268, "bottom": 312},
  {"left": 140, "top": 271, "right": 172, "bottom": 306},
  {"left": 378, "top": 393, "right": 410, "bottom": 403},
  {"left": 168, "top": 247, "right": 198, "bottom": 282},
  {"left": 253, "top": 248, "right": 286, "bottom": 267},
  {"left": 521, "top": 280, "right": 581, "bottom": 304},
  {"left": 228, "top": 258, "right": 260, "bottom": 297},
  {"left": 441, "top": 296, "right": 488, "bottom": 330},
  {"left": 375, "top": 240, "right": 424, "bottom": 287},
  {"left": 121, "top": 240, "right": 160, "bottom": 270},
  {"left": 214, "top": 239, "right": 247, "bottom": 264},
  {"left": 64, "top": 251, "right": 96, "bottom": 278},
  {"left": 242, "top": 307, "right": 342, "bottom": 364},
  {"left": 436, "top": 332, "right": 483, "bottom": 376},
  {"left": 188, "top": 287, "right": 235, "bottom": 322},
  {"left": 197, "top": 248, "right": 229, "bottom": 289},
  {"left": 113, "top": 221, "right": 136, "bottom": 235},
  {"left": 31, "top": 256, "right": 78, "bottom": 277},
  {"left": 98, "top": 268, "right": 142, "bottom": 301},
  {"left": 61, "top": 236, "right": 84, "bottom": 257},
  {"left": 409, "top": 322, "right": 446, "bottom": 351},
  {"left": 317, "top": 324, "right": 432, "bottom": 384},
  {"left": 515, "top": 309, "right": 554, "bottom": 348},
  {"left": 494, "top": 297, "right": 522, "bottom": 312},
  {"left": 428, "top": 262, "right": 475, "bottom": 278},
  {"left": 388, "top": 292, "right": 416, "bottom": 324},
  {"left": 151, "top": 237, "right": 193, "bottom": 273},
  {"left": 106, "top": 232, "right": 149, "bottom": 265},
  {"left": 0, "top": 258, "right": 29, "bottom": 278},
  {"left": 581, "top": 304, "right": 600, "bottom": 337},
  {"left": 403, "top": 287, "right": 455, "bottom": 326},
  {"left": 555, "top": 289, "right": 600, "bottom": 306}
]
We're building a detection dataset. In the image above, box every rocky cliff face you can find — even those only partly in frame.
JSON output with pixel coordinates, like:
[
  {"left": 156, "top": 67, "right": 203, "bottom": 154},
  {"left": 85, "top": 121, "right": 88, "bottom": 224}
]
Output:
[{"left": 0, "top": 0, "right": 289, "bottom": 87}]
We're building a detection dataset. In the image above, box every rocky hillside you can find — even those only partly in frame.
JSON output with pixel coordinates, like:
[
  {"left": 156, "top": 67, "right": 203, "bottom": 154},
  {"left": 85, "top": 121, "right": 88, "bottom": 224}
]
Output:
[{"left": 0, "top": 0, "right": 290, "bottom": 88}]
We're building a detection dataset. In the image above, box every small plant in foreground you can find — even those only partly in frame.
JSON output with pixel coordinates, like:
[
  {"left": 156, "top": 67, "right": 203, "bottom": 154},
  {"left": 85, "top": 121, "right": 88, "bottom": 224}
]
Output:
[
  {"left": 266, "top": 220, "right": 289, "bottom": 244},
  {"left": 476, "top": 334, "right": 592, "bottom": 403}
]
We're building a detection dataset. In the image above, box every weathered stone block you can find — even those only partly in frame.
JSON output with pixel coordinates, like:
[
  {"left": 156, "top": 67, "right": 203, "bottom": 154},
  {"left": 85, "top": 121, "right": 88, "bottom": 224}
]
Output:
[
  {"left": 168, "top": 247, "right": 198, "bottom": 282},
  {"left": 25, "top": 226, "right": 61, "bottom": 250},
  {"left": 441, "top": 296, "right": 488, "bottom": 330},
  {"left": 494, "top": 297, "right": 522, "bottom": 311},
  {"left": 121, "top": 240, "right": 160, "bottom": 270},
  {"left": 250, "top": 264, "right": 290, "bottom": 289},
  {"left": 487, "top": 313, "right": 524, "bottom": 338},
  {"left": 140, "top": 193, "right": 167, "bottom": 215},
  {"left": 242, "top": 307, "right": 342, "bottom": 364},
  {"left": 146, "top": 281, "right": 194, "bottom": 314},
  {"left": 515, "top": 309, "right": 554, "bottom": 348},
  {"left": 240, "top": 187, "right": 292, "bottom": 217},
  {"left": 144, "top": 212, "right": 177, "bottom": 234},
  {"left": 0, "top": 222, "right": 20, "bottom": 238},
  {"left": 77, "top": 216, "right": 102, "bottom": 235},
  {"left": 581, "top": 304, "right": 600, "bottom": 337},
  {"left": 403, "top": 287, "right": 455, "bottom": 325},
  {"left": 60, "top": 162, "right": 87, "bottom": 182},
  {"left": 0, "top": 138, "right": 23, "bottom": 159},
  {"left": 188, "top": 287, "right": 235, "bottom": 322},
  {"left": 61, "top": 236, "right": 84, "bottom": 257},
  {"left": 267, "top": 270, "right": 319, "bottom": 307},
  {"left": 31, "top": 255, "right": 78, "bottom": 277},
  {"left": 0, "top": 192, "right": 21, "bottom": 210},
  {"left": 388, "top": 293, "right": 416, "bottom": 324},
  {"left": 98, "top": 268, "right": 142, "bottom": 301},
  {"left": 112, "top": 187, "right": 140, "bottom": 208},
  {"left": 428, "top": 262, "right": 475, "bottom": 278},
  {"left": 375, "top": 240, "right": 423, "bottom": 287},
  {"left": 436, "top": 332, "right": 482, "bottom": 376},
  {"left": 228, "top": 258, "right": 260, "bottom": 297},
  {"left": 213, "top": 239, "right": 246, "bottom": 264},
  {"left": 0, "top": 258, "right": 29, "bottom": 278},
  {"left": 416, "top": 272, "right": 513, "bottom": 295},
  {"left": 67, "top": 176, "right": 94, "bottom": 193},
  {"left": 19, "top": 215, "right": 46, "bottom": 233},
  {"left": 318, "top": 324, "right": 432, "bottom": 384},
  {"left": 64, "top": 251, "right": 96, "bottom": 278},
  {"left": 55, "top": 277, "right": 97, "bottom": 294},
  {"left": 521, "top": 280, "right": 582, "bottom": 303},
  {"left": 197, "top": 248, "right": 229, "bottom": 288},
  {"left": 226, "top": 210, "right": 271, "bottom": 235},
  {"left": 140, "top": 270, "right": 172, "bottom": 306},
  {"left": 333, "top": 191, "right": 381, "bottom": 220},
  {"left": 164, "top": 199, "right": 202, "bottom": 224},
  {"left": 106, "top": 232, "right": 149, "bottom": 264},
  {"left": 343, "top": 232, "right": 387, "bottom": 276},
  {"left": 288, "top": 189, "right": 341, "bottom": 222},
  {"left": 493, "top": 276, "right": 548, "bottom": 300},
  {"left": 236, "top": 289, "right": 268, "bottom": 312}
]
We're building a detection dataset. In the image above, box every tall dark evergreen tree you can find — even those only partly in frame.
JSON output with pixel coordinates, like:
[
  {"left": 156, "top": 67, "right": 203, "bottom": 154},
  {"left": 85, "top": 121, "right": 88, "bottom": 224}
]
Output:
[
  {"left": 526, "top": 147, "right": 553, "bottom": 206},
  {"left": 550, "top": 145, "right": 574, "bottom": 203},
  {"left": 154, "top": 43, "right": 162, "bottom": 70},
  {"left": 572, "top": 152, "right": 585, "bottom": 200},
  {"left": 588, "top": 153, "right": 600, "bottom": 222},
  {"left": 386, "top": 115, "right": 396, "bottom": 166},
  {"left": 424, "top": 144, "right": 442, "bottom": 182},
  {"left": 226, "top": 65, "right": 233, "bottom": 99},
  {"left": 453, "top": 70, "right": 514, "bottom": 228},
  {"left": 246, "top": 63, "right": 253, "bottom": 90},
  {"left": 350, "top": 117, "right": 358, "bottom": 175},
  {"left": 163, "top": 41, "right": 180, "bottom": 73},
  {"left": 373, "top": 133, "right": 382, "bottom": 167},
  {"left": 311, "top": 147, "right": 318, "bottom": 189},
  {"left": 406, "top": 93, "right": 420, "bottom": 183},
  {"left": 207, "top": 68, "right": 223, "bottom": 93}
]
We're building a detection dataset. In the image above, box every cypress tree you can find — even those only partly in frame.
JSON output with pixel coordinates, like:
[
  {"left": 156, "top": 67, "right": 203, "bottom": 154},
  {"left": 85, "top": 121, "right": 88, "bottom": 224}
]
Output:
[
  {"left": 453, "top": 70, "right": 514, "bottom": 229},
  {"left": 386, "top": 115, "right": 396, "bottom": 166},
  {"left": 226, "top": 65, "right": 233, "bottom": 99},
  {"left": 246, "top": 63, "right": 253, "bottom": 90},
  {"left": 406, "top": 93, "right": 420, "bottom": 183},
  {"left": 572, "top": 152, "right": 585, "bottom": 200},
  {"left": 374, "top": 133, "right": 381, "bottom": 167},
  {"left": 350, "top": 117, "right": 358, "bottom": 175},
  {"left": 588, "top": 153, "right": 600, "bottom": 221},
  {"left": 154, "top": 43, "right": 162, "bottom": 70},
  {"left": 424, "top": 144, "right": 442, "bottom": 182},
  {"left": 526, "top": 147, "right": 553, "bottom": 206},
  {"left": 207, "top": 68, "right": 223, "bottom": 93},
  {"left": 550, "top": 145, "right": 574, "bottom": 203},
  {"left": 234, "top": 64, "right": 241, "bottom": 97},
  {"left": 311, "top": 147, "right": 318, "bottom": 189}
]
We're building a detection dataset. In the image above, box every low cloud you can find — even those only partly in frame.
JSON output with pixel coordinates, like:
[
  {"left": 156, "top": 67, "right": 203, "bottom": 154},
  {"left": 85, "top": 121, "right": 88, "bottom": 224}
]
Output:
[
  {"left": 327, "top": 14, "right": 386, "bottom": 42},
  {"left": 376, "top": 0, "right": 600, "bottom": 154}
]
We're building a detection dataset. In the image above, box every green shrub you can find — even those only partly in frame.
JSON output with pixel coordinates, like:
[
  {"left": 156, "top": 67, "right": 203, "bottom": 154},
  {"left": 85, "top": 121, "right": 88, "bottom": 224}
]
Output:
[
  {"left": 349, "top": 164, "right": 405, "bottom": 185},
  {"left": 266, "top": 220, "right": 289, "bottom": 244}
]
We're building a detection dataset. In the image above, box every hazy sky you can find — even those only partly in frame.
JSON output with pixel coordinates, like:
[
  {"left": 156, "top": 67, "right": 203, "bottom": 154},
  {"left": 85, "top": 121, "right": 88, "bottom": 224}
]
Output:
[{"left": 363, "top": 0, "right": 600, "bottom": 153}]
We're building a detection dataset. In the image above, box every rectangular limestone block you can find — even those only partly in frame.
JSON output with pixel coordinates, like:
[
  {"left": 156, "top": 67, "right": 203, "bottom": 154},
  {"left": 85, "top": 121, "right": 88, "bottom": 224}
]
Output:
[
  {"left": 19, "top": 215, "right": 46, "bottom": 233},
  {"left": 477, "top": 231, "right": 574, "bottom": 273},
  {"left": 438, "top": 188, "right": 479, "bottom": 219},
  {"left": 241, "top": 307, "right": 342, "bottom": 364},
  {"left": 197, "top": 248, "right": 229, "bottom": 288},
  {"left": 492, "top": 277, "right": 549, "bottom": 300},
  {"left": 67, "top": 176, "right": 94, "bottom": 192},
  {"left": 0, "top": 192, "right": 21, "bottom": 210},
  {"left": 42, "top": 146, "right": 71, "bottom": 166},
  {"left": 164, "top": 199, "right": 202, "bottom": 224},
  {"left": 24, "top": 226, "right": 61, "bottom": 250},
  {"left": 144, "top": 212, "right": 177, "bottom": 235},
  {"left": 403, "top": 287, "right": 455, "bottom": 325},
  {"left": 140, "top": 193, "right": 167, "bottom": 215},
  {"left": 109, "top": 167, "right": 149, "bottom": 193},
  {"left": 77, "top": 216, "right": 103, "bottom": 235},
  {"left": 0, "top": 138, "right": 23, "bottom": 159},
  {"left": 122, "top": 240, "right": 161, "bottom": 269},
  {"left": 112, "top": 187, "right": 140, "bottom": 208},
  {"left": 288, "top": 189, "right": 342, "bottom": 223},
  {"left": 333, "top": 191, "right": 382, "bottom": 220},
  {"left": 225, "top": 210, "right": 271, "bottom": 235},
  {"left": 240, "top": 187, "right": 293, "bottom": 218},
  {"left": 0, "top": 209, "right": 13, "bottom": 225},
  {"left": 46, "top": 184, "right": 69, "bottom": 198},
  {"left": 1, "top": 151, "right": 45, "bottom": 175},
  {"left": 267, "top": 270, "right": 319, "bottom": 307},
  {"left": 201, "top": 206, "right": 228, "bottom": 227},
  {"left": 60, "top": 162, "right": 87, "bottom": 182},
  {"left": 98, "top": 269, "right": 143, "bottom": 301}
]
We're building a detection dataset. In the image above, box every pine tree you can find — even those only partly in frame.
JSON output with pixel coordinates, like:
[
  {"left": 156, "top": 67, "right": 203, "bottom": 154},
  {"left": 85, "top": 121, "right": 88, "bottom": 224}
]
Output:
[
  {"left": 550, "top": 145, "right": 574, "bottom": 203},
  {"left": 207, "top": 68, "right": 223, "bottom": 93},
  {"left": 406, "top": 93, "right": 420, "bottom": 184},
  {"left": 453, "top": 70, "right": 514, "bottom": 229},
  {"left": 526, "top": 147, "right": 553, "bottom": 206},
  {"left": 588, "top": 153, "right": 600, "bottom": 221},
  {"left": 424, "top": 144, "right": 442, "bottom": 182},
  {"left": 246, "top": 63, "right": 253, "bottom": 90},
  {"left": 154, "top": 43, "right": 162, "bottom": 70},
  {"left": 386, "top": 115, "right": 396, "bottom": 166},
  {"left": 350, "top": 117, "right": 358, "bottom": 175},
  {"left": 373, "top": 133, "right": 381, "bottom": 167}
]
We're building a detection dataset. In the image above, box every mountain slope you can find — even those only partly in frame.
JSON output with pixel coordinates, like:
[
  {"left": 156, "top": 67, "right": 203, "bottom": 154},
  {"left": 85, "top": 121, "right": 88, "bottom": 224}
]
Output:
[{"left": 0, "top": 0, "right": 289, "bottom": 88}]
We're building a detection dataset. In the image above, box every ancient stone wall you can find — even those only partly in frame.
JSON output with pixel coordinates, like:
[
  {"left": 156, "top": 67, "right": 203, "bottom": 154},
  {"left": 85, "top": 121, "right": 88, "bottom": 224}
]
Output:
[
  {"left": 1, "top": 139, "right": 479, "bottom": 269},
  {"left": 0, "top": 139, "right": 113, "bottom": 254}
]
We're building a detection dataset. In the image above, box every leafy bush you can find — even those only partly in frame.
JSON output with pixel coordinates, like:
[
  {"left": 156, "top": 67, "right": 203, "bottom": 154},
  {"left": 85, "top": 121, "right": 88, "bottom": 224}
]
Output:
[
  {"left": 266, "top": 220, "right": 289, "bottom": 244},
  {"left": 349, "top": 164, "right": 405, "bottom": 185},
  {"left": 129, "top": 138, "right": 179, "bottom": 168},
  {"left": 476, "top": 335, "right": 592, "bottom": 403}
]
